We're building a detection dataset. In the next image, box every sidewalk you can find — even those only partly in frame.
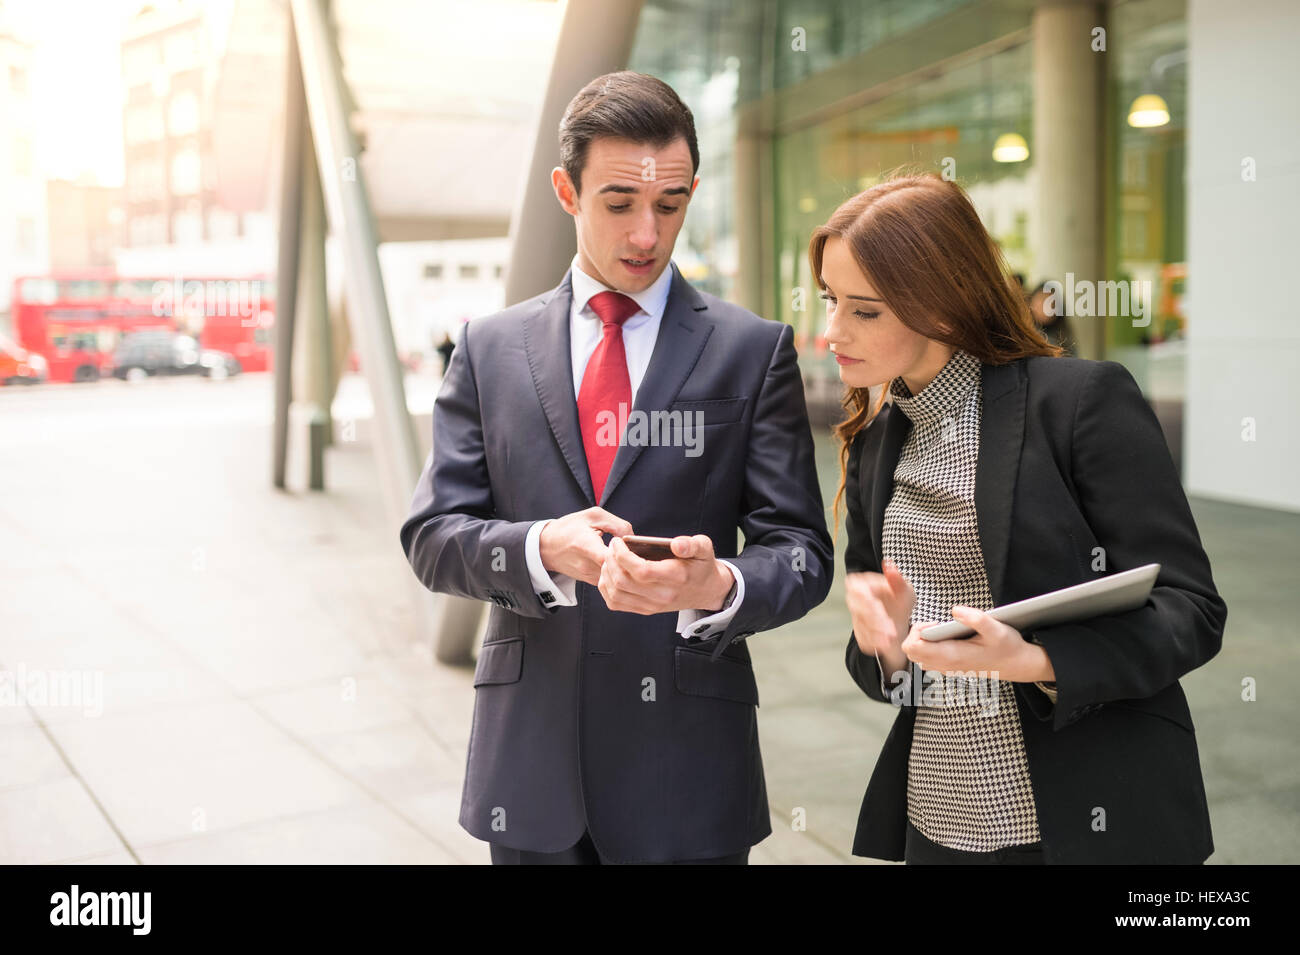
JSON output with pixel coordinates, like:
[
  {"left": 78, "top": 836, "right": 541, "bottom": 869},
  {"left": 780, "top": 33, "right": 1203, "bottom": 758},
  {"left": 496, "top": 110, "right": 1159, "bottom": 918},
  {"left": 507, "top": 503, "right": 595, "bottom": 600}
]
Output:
[{"left": 0, "top": 372, "right": 1294, "bottom": 864}]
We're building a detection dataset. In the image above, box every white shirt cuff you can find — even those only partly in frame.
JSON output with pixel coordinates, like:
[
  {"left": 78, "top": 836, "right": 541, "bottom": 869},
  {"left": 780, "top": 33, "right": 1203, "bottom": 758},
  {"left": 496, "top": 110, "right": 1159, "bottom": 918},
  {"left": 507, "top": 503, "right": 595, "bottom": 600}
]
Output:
[
  {"left": 525, "top": 519, "right": 577, "bottom": 609},
  {"left": 676, "top": 559, "right": 744, "bottom": 639}
]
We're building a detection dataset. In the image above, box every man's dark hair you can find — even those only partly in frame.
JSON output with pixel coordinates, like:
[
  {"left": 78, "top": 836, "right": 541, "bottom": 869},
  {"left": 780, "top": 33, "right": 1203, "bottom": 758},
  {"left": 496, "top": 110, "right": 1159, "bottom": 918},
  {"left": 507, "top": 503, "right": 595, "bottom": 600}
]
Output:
[{"left": 558, "top": 71, "right": 699, "bottom": 196}]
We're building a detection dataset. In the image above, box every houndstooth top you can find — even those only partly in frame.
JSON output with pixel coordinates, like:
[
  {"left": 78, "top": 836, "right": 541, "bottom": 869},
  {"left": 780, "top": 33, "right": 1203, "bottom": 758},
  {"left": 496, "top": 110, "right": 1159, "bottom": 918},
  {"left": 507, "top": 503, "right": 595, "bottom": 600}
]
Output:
[{"left": 881, "top": 347, "right": 1042, "bottom": 851}]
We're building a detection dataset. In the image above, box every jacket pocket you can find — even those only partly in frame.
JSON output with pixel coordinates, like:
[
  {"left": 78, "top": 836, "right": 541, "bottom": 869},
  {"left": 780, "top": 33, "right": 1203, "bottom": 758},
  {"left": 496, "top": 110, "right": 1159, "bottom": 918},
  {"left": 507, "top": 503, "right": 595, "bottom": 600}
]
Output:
[
  {"left": 668, "top": 396, "right": 748, "bottom": 427},
  {"left": 674, "top": 644, "right": 759, "bottom": 705},
  {"left": 1106, "top": 695, "right": 1195, "bottom": 735},
  {"left": 473, "top": 637, "right": 523, "bottom": 687}
]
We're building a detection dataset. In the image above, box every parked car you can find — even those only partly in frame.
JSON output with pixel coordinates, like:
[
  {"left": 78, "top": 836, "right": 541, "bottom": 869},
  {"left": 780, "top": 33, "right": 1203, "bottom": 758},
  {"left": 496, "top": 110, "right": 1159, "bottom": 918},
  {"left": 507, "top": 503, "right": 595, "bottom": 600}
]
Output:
[
  {"left": 0, "top": 332, "right": 48, "bottom": 385},
  {"left": 110, "top": 330, "right": 241, "bottom": 381}
]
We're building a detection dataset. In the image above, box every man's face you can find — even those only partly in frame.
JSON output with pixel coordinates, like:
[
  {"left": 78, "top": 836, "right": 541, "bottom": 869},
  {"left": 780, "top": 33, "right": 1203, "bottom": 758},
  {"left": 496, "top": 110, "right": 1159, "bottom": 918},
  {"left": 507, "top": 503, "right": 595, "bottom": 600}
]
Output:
[{"left": 552, "top": 136, "right": 698, "bottom": 293}]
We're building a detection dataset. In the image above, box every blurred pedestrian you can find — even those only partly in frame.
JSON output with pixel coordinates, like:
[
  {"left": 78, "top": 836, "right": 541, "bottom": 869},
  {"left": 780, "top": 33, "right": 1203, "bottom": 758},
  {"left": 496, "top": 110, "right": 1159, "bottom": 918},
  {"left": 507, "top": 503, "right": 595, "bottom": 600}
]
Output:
[
  {"left": 1029, "top": 280, "right": 1076, "bottom": 356},
  {"left": 435, "top": 332, "right": 455, "bottom": 376}
]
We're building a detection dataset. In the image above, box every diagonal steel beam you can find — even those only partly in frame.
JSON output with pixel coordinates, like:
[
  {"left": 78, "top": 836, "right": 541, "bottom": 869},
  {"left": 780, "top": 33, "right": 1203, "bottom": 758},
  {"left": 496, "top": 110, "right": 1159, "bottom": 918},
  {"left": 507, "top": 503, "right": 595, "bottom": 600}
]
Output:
[
  {"left": 289, "top": 0, "right": 459, "bottom": 656},
  {"left": 272, "top": 19, "right": 304, "bottom": 491}
]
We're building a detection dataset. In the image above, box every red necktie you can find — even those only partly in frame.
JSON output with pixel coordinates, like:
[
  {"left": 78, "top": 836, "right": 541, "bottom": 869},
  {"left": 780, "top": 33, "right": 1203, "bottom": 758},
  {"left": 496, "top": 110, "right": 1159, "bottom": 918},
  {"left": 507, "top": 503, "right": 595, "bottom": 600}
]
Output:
[{"left": 577, "top": 290, "right": 640, "bottom": 502}]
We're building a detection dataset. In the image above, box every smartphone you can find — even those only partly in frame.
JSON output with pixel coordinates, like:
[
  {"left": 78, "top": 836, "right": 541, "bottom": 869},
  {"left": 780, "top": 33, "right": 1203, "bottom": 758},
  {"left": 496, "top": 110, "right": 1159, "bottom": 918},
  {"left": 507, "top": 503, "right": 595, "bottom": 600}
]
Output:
[{"left": 621, "top": 535, "right": 677, "bottom": 560}]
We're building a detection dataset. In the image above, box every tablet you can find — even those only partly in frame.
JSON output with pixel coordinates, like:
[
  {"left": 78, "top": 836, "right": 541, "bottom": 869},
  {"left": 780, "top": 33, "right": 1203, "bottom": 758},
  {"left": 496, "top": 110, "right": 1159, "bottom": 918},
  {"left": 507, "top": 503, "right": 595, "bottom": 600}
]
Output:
[{"left": 918, "top": 563, "right": 1161, "bottom": 641}]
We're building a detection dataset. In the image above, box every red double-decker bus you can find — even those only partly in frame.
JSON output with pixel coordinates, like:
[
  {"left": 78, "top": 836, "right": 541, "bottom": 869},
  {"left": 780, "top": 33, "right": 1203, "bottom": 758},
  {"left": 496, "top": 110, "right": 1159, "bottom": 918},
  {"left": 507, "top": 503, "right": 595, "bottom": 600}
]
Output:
[{"left": 10, "top": 272, "right": 275, "bottom": 383}]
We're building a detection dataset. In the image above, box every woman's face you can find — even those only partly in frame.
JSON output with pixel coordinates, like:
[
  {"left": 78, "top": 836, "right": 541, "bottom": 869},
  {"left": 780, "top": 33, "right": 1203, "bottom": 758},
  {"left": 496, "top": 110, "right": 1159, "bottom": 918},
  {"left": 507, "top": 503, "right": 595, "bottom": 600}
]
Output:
[{"left": 819, "top": 235, "right": 952, "bottom": 393}]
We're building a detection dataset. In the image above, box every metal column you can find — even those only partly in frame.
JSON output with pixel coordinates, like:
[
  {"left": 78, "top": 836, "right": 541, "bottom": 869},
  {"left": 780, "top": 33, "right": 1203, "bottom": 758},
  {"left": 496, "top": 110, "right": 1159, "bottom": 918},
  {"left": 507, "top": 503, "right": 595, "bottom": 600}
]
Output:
[{"left": 288, "top": 0, "right": 442, "bottom": 647}]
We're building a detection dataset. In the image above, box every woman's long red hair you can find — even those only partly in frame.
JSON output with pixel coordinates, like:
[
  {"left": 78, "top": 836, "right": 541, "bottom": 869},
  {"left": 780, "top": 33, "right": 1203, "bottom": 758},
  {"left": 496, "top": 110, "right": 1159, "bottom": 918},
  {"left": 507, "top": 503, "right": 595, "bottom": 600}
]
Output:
[{"left": 808, "top": 170, "right": 1063, "bottom": 532}]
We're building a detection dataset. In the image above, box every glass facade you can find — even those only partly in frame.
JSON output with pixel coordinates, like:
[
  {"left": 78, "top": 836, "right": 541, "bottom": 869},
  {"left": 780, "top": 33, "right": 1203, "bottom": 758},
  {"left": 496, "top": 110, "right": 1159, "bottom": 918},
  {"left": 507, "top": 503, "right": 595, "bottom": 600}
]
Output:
[
  {"left": 629, "top": 0, "right": 1191, "bottom": 428},
  {"left": 772, "top": 38, "right": 1033, "bottom": 365},
  {"left": 628, "top": 0, "right": 765, "bottom": 300},
  {"left": 1106, "top": 0, "right": 1187, "bottom": 403}
]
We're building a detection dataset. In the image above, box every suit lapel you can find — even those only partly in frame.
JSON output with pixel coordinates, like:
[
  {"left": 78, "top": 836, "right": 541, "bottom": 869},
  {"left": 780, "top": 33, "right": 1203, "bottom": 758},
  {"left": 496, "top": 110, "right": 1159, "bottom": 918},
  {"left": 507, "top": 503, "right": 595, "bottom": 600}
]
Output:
[
  {"left": 523, "top": 270, "right": 595, "bottom": 504},
  {"left": 598, "top": 263, "right": 712, "bottom": 506},
  {"left": 973, "top": 359, "right": 1025, "bottom": 605},
  {"left": 868, "top": 358, "right": 1026, "bottom": 605},
  {"left": 869, "top": 400, "right": 910, "bottom": 570}
]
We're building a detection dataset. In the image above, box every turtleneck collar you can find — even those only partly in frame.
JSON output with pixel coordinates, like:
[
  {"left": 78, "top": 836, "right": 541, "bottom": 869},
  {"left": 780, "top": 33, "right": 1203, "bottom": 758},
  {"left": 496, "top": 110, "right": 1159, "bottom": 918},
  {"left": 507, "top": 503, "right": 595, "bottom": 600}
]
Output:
[{"left": 888, "top": 348, "right": 981, "bottom": 430}]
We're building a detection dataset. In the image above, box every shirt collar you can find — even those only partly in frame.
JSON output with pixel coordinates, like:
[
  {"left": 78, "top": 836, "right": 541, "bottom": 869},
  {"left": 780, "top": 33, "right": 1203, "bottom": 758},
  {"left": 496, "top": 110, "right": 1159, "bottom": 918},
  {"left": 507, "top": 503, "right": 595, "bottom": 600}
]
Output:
[
  {"left": 889, "top": 347, "right": 981, "bottom": 430},
  {"left": 569, "top": 255, "right": 674, "bottom": 326}
]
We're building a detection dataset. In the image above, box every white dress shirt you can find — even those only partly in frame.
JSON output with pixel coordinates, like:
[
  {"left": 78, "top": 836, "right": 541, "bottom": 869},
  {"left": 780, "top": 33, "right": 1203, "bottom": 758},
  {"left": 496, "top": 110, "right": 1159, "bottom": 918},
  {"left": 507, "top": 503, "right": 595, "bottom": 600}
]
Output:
[{"left": 522, "top": 255, "right": 745, "bottom": 639}]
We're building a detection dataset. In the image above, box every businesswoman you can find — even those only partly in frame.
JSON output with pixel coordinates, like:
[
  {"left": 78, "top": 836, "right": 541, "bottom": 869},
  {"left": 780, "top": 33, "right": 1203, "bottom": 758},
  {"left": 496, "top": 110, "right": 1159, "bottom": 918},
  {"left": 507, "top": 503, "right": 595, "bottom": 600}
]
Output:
[{"left": 816, "top": 172, "right": 1227, "bottom": 864}]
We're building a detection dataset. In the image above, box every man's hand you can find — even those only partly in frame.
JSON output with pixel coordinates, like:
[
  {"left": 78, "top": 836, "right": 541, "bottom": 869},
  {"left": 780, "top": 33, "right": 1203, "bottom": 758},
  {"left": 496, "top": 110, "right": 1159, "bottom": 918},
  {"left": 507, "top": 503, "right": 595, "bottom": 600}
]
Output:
[
  {"left": 598, "top": 534, "right": 733, "bottom": 615},
  {"left": 539, "top": 507, "right": 634, "bottom": 587},
  {"left": 900, "top": 606, "right": 1055, "bottom": 683}
]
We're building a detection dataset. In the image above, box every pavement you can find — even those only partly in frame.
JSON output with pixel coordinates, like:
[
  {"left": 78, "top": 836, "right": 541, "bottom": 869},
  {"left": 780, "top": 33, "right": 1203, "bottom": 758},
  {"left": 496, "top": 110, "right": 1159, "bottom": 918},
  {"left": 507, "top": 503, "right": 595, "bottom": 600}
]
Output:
[{"left": 0, "top": 370, "right": 1295, "bottom": 864}]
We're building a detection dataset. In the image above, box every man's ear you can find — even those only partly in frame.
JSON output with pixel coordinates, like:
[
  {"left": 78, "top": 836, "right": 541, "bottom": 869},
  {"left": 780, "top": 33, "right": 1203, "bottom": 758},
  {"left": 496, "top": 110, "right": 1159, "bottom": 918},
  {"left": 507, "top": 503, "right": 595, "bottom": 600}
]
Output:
[
  {"left": 552, "top": 167, "right": 579, "bottom": 216},
  {"left": 689, "top": 174, "right": 700, "bottom": 199}
]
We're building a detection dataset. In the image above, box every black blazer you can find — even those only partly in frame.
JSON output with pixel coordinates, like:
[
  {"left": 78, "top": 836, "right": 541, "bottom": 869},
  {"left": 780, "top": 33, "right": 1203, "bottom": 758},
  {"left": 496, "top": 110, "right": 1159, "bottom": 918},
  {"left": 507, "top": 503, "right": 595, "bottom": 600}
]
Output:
[{"left": 844, "top": 355, "right": 1227, "bottom": 864}]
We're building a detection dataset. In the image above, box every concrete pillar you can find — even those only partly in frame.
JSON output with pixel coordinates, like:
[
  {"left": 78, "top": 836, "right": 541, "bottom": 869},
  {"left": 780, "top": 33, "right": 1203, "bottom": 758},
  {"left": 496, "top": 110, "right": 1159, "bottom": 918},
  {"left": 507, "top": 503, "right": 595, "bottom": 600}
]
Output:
[
  {"left": 296, "top": 126, "right": 332, "bottom": 486},
  {"left": 290, "top": 0, "right": 443, "bottom": 653},
  {"left": 1032, "top": 0, "right": 1106, "bottom": 360},
  {"left": 272, "top": 21, "right": 305, "bottom": 491},
  {"left": 733, "top": 130, "right": 768, "bottom": 317},
  {"left": 1184, "top": 0, "right": 1300, "bottom": 510},
  {"left": 504, "top": 0, "right": 645, "bottom": 304}
]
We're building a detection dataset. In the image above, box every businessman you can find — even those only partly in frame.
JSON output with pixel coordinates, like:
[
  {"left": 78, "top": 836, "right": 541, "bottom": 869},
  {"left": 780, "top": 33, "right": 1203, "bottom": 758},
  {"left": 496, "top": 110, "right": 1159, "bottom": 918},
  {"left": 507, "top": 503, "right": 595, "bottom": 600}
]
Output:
[{"left": 400, "top": 71, "right": 832, "bottom": 864}]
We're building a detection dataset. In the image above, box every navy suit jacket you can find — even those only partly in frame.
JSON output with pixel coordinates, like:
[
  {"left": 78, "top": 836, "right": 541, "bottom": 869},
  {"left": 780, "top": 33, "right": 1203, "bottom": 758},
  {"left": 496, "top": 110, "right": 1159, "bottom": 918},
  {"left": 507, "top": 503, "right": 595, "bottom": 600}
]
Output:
[
  {"left": 400, "top": 263, "right": 833, "bottom": 862},
  {"left": 844, "top": 356, "right": 1227, "bottom": 864}
]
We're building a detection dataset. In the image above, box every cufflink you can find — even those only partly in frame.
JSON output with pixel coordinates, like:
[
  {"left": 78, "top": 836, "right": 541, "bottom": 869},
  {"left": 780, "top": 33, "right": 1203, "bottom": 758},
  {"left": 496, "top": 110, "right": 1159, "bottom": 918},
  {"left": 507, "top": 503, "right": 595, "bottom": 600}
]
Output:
[
  {"left": 694, "top": 624, "right": 710, "bottom": 636},
  {"left": 722, "top": 576, "right": 739, "bottom": 608},
  {"left": 540, "top": 591, "right": 555, "bottom": 605}
]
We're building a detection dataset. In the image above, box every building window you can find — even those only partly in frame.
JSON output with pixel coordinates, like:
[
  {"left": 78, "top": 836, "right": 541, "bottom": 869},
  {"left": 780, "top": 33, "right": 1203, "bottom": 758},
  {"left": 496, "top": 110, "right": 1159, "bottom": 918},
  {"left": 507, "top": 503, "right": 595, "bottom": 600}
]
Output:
[
  {"left": 127, "top": 158, "right": 165, "bottom": 201},
  {"left": 208, "top": 207, "right": 239, "bottom": 240},
  {"left": 458, "top": 264, "right": 479, "bottom": 280},
  {"left": 168, "top": 91, "right": 199, "bottom": 136},
  {"left": 164, "top": 31, "right": 200, "bottom": 71},
  {"left": 122, "top": 43, "right": 161, "bottom": 87},
  {"left": 172, "top": 208, "right": 203, "bottom": 245},
  {"left": 125, "top": 104, "right": 164, "bottom": 144},
  {"left": 424, "top": 263, "right": 443, "bottom": 279},
  {"left": 1108, "top": 1, "right": 1186, "bottom": 357},
  {"left": 170, "top": 147, "right": 201, "bottom": 195},
  {"left": 128, "top": 214, "right": 168, "bottom": 246},
  {"left": 16, "top": 217, "right": 37, "bottom": 257}
]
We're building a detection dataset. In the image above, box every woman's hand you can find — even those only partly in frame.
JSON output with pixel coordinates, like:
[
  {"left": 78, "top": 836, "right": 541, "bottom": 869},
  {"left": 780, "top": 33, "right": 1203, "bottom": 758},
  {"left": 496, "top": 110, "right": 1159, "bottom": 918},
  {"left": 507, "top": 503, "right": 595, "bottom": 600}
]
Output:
[
  {"left": 845, "top": 558, "right": 916, "bottom": 677},
  {"left": 901, "top": 606, "right": 1056, "bottom": 683}
]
